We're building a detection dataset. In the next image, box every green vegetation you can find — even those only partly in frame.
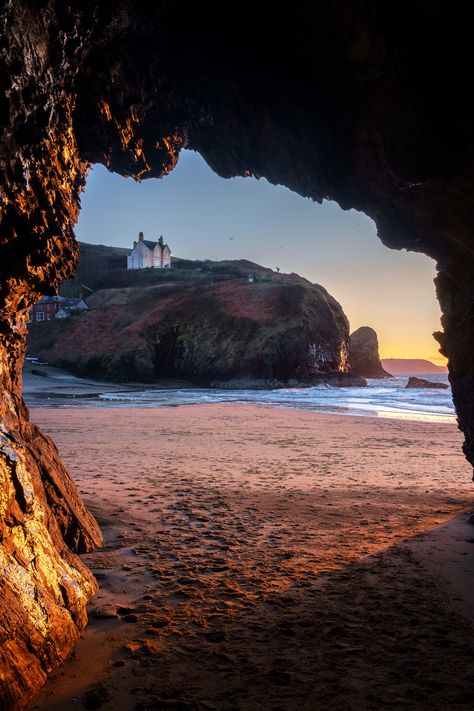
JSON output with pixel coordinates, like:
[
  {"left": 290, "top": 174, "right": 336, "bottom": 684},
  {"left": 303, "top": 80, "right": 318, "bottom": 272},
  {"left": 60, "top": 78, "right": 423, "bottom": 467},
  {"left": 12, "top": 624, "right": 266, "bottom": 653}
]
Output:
[{"left": 59, "top": 243, "right": 308, "bottom": 297}]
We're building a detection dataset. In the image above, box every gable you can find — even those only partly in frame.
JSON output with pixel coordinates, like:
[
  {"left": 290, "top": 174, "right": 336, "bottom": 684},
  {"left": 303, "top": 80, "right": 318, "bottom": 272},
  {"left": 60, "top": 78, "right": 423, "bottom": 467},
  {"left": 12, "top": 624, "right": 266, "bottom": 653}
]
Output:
[
  {"left": 134, "top": 241, "right": 152, "bottom": 254},
  {"left": 142, "top": 239, "right": 158, "bottom": 250},
  {"left": 131, "top": 238, "right": 171, "bottom": 255}
]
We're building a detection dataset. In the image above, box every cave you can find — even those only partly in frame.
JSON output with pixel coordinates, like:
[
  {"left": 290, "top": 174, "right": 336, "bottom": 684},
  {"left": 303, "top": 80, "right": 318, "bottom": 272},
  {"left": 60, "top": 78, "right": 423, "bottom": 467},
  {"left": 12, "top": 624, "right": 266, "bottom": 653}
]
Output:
[{"left": 1, "top": 1, "right": 474, "bottom": 708}]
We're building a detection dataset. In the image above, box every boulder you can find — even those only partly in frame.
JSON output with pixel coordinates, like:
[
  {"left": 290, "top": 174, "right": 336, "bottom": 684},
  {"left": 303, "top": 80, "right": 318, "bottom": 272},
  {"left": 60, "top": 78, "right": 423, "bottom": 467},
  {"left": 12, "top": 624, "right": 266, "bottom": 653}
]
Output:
[
  {"left": 406, "top": 377, "right": 449, "bottom": 389},
  {"left": 314, "top": 372, "right": 368, "bottom": 387}
]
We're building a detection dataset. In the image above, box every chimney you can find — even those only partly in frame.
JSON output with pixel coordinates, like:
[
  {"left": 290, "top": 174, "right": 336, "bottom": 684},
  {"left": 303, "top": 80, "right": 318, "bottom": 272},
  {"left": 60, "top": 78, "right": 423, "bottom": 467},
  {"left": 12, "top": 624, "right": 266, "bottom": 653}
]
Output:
[{"left": 139, "top": 231, "right": 144, "bottom": 241}]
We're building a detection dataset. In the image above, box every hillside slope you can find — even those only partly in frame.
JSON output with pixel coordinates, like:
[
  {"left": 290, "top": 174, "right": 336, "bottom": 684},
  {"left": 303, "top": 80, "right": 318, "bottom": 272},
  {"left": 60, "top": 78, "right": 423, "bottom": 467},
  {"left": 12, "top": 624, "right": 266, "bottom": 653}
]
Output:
[
  {"left": 59, "top": 243, "right": 308, "bottom": 295},
  {"left": 28, "top": 243, "right": 363, "bottom": 387},
  {"left": 381, "top": 359, "right": 448, "bottom": 375}
]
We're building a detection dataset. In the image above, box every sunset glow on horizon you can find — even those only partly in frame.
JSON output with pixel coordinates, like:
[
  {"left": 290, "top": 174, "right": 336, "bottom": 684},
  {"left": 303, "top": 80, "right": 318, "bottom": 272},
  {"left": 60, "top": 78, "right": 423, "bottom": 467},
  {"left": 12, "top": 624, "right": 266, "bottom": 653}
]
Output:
[{"left": 76, "top": 150, "right": 446, "bottom": 365}]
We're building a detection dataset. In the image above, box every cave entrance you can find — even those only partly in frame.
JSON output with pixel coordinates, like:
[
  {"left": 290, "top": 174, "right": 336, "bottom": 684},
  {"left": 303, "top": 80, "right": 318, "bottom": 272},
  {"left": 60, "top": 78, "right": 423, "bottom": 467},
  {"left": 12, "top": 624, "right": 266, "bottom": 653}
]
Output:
[
  {"left": 16, "top": 125, "right": 469, "bottom": 711},
  {"left": 37, "top": 149, "right": 448, "bottom": 386},
  {"left": 78, "top": 150, "right": 444, "bottom": 363},
  {"left": 23, "top": 152, "right": 471, "bottom": 711},
  {"left": 6, "top": 3, "right": 474, "bottom": 707}
]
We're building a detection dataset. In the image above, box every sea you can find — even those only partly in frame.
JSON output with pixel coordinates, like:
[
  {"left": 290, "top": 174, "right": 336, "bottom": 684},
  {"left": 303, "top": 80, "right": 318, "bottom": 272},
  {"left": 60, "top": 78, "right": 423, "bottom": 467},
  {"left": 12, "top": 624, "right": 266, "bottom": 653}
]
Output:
[{"left": 25, "top": 371, "right": 454, "bottom": 424}]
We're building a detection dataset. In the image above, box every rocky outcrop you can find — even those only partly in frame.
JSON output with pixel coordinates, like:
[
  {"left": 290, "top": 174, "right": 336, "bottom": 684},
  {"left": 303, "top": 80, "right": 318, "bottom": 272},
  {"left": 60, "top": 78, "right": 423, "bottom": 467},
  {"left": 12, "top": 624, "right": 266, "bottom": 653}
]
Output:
[
  {"left": 349, "top": 327, "right": 392, "bottom": 379},
  {"left": 211, "top": 373, "right": 368, "bottom": 389},
  {"left": 28, "top": 278, "right": 352, "bottom": 386},
  {"left": 406, "top": 377, "right": 449, "bottom": 389},
  {"left": 2, "top": 1, "right": 474, "bottom": 707},
  {"left": 310, "top": 372, "right": 368, "bottom": 387},
  {"left": 0, "top": 336, "right": 102, "bottom": 710}
]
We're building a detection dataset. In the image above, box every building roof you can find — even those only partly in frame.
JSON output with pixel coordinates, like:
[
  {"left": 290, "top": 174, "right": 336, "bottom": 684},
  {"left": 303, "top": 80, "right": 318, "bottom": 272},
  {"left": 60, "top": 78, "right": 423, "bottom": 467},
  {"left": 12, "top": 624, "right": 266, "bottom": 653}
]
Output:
[
  {"left": 141, "top": 239, "right": 170, "bottom": 251},
  {"left": 61, "top": 298, "right": 88, "bottom": 308},
  {"left": 38, "top": 295, "right": 65, "bottom": 304}
]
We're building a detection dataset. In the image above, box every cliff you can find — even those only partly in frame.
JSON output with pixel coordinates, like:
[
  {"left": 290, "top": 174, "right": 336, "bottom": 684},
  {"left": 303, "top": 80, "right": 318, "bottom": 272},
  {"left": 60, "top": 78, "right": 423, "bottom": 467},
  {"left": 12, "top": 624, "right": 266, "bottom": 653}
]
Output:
[
  {"left": 349, "top": 327, "right": 392, "bottom": 379},
  {"left": 28, "top": 267, "right": 352, "bottom": 386}
]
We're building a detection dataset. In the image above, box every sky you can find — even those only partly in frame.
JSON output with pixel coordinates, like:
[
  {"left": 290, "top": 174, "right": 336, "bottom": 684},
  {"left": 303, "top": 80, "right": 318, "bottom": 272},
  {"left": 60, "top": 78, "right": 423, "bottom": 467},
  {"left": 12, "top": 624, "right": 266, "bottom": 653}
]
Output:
[{"left": 76, "top": 149, "right": 445, "bottom": 364}]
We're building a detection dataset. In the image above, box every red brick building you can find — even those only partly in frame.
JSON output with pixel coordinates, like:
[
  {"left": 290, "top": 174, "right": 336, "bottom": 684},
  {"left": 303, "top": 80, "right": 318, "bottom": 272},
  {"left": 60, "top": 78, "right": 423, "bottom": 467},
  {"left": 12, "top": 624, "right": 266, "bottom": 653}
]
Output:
[
  {"left": 28, "top": 295, "right": 89, "bottom": 323},
  {"left": 28, "top": 296, "right": 63, "bottom": 323}
]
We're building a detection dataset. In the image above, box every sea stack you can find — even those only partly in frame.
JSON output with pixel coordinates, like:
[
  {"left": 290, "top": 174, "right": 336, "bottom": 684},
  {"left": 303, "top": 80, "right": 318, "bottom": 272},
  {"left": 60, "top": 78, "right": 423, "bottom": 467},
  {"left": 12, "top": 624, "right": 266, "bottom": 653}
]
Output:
[{"left": 349, "top": 327, "right": 392, "bottom": 379}]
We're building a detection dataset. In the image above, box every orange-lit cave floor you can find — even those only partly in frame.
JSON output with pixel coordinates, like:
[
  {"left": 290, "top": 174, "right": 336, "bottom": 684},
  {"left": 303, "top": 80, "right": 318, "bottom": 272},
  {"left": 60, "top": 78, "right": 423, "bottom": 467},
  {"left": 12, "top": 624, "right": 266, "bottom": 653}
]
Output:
[{"left": 27, "top": 405, "right": 474, "bottom": 711}]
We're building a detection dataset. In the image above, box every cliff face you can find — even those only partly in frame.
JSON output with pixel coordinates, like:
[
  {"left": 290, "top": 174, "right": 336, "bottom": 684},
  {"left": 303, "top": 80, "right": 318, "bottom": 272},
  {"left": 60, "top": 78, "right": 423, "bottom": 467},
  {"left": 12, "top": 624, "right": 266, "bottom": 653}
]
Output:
[
  {"left": 349, "top": 327, "right": 392, "bottom": 379},
  {"left": 0, "top": 337, "right": 101, "bottom": 709},
  {"left": 28, "top": 279, "right": 351, "bottom": 385},
  {"left": 2, "top": 1, "right": 474, "bottom": 707}
]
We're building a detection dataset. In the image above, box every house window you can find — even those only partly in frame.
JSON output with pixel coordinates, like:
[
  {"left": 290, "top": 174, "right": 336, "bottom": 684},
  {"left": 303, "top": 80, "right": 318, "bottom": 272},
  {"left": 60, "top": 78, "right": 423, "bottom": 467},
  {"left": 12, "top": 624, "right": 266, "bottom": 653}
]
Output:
[
  {"left": 36, "top": 312, "right": 44, "bottom": 321},
  {"left": 37, "top": 304, "right": 44, "bottom": 311}
]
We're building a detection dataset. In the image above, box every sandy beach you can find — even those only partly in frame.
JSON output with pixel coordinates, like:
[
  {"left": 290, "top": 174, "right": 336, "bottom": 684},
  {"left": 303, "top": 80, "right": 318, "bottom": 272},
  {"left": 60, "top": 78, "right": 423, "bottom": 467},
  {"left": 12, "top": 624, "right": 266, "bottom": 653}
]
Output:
[{"left": 26, "top": 404, "right": 474, "bottom": 710}]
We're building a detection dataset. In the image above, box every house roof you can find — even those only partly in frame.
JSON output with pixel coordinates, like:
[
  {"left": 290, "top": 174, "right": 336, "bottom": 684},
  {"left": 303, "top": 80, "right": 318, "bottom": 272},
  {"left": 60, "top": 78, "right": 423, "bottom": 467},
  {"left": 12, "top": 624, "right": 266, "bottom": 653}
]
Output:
[
  {"left": 141, "top": 239, "right": 170, "bottom": 251},
  {"left": 61, "top": 298, "right": 87, "bottom": 308},
  {"left": 38, "top": 295, "right": 64, "bottom": 303}
]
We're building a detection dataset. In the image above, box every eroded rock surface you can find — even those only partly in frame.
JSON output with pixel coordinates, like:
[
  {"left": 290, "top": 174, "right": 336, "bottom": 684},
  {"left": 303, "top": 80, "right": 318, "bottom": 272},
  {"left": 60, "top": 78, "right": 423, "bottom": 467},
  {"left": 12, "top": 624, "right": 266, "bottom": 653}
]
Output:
[
  {"left": 0, "top": 336, "right": 101, "bottom": 709},
  {"left": 1, "top": 1, "right": 474, "bottom": 707}
]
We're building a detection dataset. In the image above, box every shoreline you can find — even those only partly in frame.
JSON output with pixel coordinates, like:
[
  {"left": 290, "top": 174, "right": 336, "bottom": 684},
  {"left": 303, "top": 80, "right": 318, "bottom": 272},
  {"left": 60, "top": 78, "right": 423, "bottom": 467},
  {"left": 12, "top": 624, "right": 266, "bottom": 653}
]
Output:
[
  {"left": 23, "top": 363, "right": 455, "bottom": 424},
  {"left": 27, "top": 404, "right": 474, "bottom": 710},
  {"left": 26, "top": 397, "right": 457, "bottom": 425}
]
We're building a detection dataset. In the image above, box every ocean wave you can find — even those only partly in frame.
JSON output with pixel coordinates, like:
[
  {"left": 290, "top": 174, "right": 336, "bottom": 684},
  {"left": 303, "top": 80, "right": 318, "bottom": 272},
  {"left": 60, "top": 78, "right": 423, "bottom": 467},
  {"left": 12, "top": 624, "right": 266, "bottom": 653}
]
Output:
[{"left": 27, "top": 373, "right": 455, "bottom": 423}]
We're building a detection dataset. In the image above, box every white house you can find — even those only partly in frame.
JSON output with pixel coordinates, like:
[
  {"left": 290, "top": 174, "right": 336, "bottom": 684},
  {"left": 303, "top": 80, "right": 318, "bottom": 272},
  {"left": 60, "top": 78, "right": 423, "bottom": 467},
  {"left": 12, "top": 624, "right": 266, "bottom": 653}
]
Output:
[{"left": 127, "top": 232, "right": 172, "bottom": 269}]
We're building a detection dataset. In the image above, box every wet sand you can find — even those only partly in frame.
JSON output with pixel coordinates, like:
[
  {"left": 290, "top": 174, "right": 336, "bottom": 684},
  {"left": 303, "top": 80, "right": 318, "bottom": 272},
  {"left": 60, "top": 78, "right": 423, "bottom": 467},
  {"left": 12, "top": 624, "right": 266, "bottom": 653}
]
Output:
[
  {"left": 27, "top": 404, "right": 474, "bottom": 710},
  {"left": 22, "top": 362, "right": 193, "bottom": 400}
]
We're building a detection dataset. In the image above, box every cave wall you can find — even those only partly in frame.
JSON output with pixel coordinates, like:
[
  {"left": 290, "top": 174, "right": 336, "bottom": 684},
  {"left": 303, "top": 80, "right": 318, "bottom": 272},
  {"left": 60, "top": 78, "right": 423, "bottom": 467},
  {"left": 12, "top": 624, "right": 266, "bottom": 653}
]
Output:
[
  {"left": 1, "top": 1, "right": 474, "bottom": 707},
  {"left": 0, "top": 4, "right": 102, "bottom": 707}
]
